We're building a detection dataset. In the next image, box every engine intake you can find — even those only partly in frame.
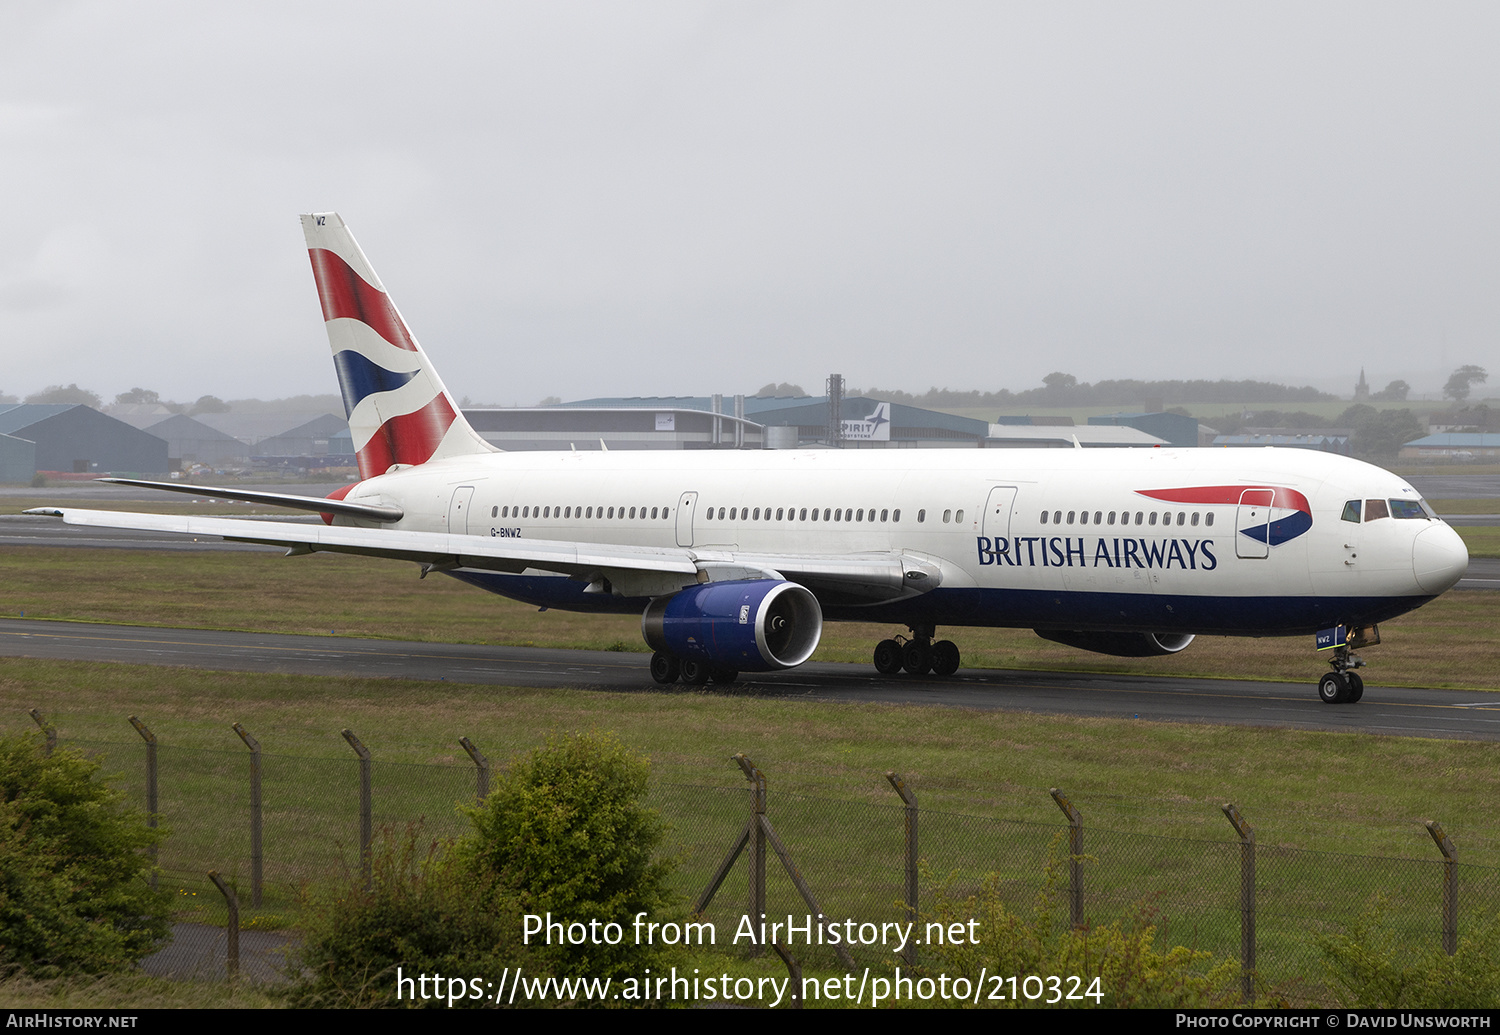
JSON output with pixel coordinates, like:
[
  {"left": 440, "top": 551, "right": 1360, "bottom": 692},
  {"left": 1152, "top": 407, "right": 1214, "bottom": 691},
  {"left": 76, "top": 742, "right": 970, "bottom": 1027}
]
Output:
[
  {"left": 643, "top": 580, "right": 823, "bottom": 671},
  {"left": 1034, "top": 629, "right": 1195, "bottom": 657}
]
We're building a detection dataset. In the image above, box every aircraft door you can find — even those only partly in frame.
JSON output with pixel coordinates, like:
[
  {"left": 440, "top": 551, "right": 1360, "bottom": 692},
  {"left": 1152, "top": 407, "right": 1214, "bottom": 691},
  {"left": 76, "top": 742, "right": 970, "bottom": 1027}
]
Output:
[
  {"left": 1236, "top": 488, "right": 1274, "bottom": 559},
  {"left": 675, "top": 491, "right": 698, "bottom": 547},
  {"left": 982, "top": 486, "right": 1017, "bottom": 540},
  {"left": 448, "top": 486, "right": 475, "bottom": 535}
]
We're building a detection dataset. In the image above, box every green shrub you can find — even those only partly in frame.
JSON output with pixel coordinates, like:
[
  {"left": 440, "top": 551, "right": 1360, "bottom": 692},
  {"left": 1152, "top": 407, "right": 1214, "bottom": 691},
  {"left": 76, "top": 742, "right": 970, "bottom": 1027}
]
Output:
[
  {"left": 1317, "top": 897, "right": 1500, "bottom": 1008},
  {"left": 287, "top": 825, "right": 531, "bottom": 1008},
  {"left": 0, "top": 734, "right": 170, "bottom": 977},
  {"left": 919, "top": 845, "right": 1241, "bottom": 1008},
  {"left": 458, "top": 730, "right": 678, "bottom": 980},
  {"left": 288, "top": 731, "right": 678, "bottom": 1006}
]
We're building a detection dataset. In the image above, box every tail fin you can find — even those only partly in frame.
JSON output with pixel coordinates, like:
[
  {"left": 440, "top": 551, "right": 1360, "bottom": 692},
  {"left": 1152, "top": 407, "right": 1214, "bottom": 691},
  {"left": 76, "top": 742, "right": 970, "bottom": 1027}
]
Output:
[{"left": 300, "top": 212, "right": 495, "bottom": 480}]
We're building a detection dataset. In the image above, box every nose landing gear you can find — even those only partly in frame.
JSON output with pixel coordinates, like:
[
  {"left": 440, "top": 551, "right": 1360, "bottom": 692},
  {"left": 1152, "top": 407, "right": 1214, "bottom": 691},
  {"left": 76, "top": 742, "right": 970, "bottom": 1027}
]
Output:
[
  {"left": 1317, "top": 665, "right": 1364, "bottom": 704},
  {"left": 1315, "top": 625, "right": 1377, "bottom": 704}
]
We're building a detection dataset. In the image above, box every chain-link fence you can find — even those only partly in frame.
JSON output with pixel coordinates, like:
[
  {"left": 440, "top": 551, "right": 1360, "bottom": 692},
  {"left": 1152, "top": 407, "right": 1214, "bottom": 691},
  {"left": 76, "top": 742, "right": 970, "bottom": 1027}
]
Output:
[{"left": 35, "top": 716, "right": 1500, "bottom": 1002}]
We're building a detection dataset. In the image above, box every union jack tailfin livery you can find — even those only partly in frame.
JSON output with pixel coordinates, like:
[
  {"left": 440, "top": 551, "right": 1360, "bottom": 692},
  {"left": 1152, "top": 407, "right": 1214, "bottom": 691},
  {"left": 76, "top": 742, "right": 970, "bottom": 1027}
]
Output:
[{"left": 301, "top": 212, "right": 494, "bottom": 480}]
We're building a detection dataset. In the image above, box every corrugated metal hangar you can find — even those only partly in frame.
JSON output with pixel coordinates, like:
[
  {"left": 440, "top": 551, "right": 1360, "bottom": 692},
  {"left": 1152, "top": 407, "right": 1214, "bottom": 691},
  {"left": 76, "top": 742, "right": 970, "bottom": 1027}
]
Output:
[{"left": 0, "top": 404, "right": 168, "bottom": 478}]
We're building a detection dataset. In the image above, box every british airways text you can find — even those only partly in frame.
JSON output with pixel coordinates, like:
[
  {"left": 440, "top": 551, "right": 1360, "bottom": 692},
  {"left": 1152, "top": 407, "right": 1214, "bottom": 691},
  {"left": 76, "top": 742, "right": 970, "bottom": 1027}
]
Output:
[{"left": 977, "top": 536, "right": 1218, "bottom": 571}]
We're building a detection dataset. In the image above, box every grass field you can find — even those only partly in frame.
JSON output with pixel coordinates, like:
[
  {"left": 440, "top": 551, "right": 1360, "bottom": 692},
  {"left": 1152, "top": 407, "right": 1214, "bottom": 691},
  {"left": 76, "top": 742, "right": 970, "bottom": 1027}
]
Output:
[
  {"left": 3, "top": 529, "right": 1498, "bottom": 1005},
  {"left": 1455, "top": 526, "right": 1500, "bottom": 558},
  {"left": 5, "top": 655, "right": 1499, "bottom": 1006}
]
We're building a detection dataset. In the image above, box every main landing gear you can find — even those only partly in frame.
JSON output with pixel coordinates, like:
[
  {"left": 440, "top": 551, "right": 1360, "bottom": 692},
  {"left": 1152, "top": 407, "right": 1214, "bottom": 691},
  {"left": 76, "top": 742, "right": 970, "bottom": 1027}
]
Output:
[
  {"left": 873, "top": 625, "right": 961, "bottom": 677},
  {"left": 650, "top": 652, "right": 738, "bottom": 686},
  {"left": 1317, "top": 644, "right": 1365, "bottom": 704}
]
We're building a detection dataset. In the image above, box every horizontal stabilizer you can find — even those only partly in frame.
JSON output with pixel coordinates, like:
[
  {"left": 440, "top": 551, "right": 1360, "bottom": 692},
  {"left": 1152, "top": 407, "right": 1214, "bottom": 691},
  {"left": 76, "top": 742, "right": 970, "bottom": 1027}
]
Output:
[{"left": 92, "top": 478, "right": 403, "bottom": 522}]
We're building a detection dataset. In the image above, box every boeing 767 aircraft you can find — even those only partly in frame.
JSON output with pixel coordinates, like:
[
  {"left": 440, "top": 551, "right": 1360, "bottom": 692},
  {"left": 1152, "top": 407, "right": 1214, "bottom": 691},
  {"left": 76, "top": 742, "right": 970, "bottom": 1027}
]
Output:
[{"left": 31, "top": 214, "right": 1470, "bottom": 703}]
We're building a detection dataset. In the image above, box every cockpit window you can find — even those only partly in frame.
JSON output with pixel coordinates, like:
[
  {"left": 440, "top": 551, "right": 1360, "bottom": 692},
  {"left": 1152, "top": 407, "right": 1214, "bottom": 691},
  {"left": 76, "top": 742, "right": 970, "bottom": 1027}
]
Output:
[
  {"left": 1389, "top": 499, "right": 1428, "bottom": 520},
  {"left": 1341, "top": 500, "right": 1362, "bottom": 523},
  {"left": 1365, "top": 499, "right": 1389, "bottom": 521}
]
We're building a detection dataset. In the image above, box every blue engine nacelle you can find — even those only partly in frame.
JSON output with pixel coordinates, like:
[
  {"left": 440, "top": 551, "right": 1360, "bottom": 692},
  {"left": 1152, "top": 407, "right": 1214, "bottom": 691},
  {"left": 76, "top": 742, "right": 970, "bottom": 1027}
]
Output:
[{"left": 642, "top": 579, "right": 823, "bottom": 671}]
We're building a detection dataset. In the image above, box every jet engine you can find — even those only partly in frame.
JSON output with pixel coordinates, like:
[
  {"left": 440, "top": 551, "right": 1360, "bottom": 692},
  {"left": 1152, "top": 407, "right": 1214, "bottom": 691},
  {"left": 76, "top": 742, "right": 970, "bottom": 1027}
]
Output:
[
  {"left": 643, "top": 579, "right": 823, "bottom": 671},
  {"left": 1034, "top": 629, "right": 1195, "bottom": 657}
]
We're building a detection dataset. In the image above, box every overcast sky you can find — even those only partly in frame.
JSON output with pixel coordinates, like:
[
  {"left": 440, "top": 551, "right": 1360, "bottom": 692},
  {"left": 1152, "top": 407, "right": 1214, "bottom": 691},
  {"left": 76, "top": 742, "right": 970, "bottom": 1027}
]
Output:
[{"left": 3, "top": 2, "right": 1497, "bottom": 406}]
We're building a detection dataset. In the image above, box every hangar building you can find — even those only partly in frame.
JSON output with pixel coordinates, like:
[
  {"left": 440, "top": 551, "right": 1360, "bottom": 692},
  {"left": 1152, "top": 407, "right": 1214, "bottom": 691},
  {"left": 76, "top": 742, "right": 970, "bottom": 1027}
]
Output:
[{"left": 0, "top": 404, "right": 168, "bottom": 478}]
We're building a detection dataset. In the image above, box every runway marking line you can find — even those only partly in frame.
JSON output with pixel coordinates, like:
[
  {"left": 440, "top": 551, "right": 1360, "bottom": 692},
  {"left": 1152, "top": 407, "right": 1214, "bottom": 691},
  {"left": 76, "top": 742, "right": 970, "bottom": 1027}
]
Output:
[{"left": 4, "top": 624, "right": 1500, "bottom": 716}]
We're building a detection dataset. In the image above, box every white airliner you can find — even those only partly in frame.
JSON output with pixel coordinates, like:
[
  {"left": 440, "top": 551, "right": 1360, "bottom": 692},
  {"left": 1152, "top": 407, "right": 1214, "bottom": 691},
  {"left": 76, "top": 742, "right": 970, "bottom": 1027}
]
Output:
[{"left": 32, "top": 214, "right": 1470, "bottom": 704}]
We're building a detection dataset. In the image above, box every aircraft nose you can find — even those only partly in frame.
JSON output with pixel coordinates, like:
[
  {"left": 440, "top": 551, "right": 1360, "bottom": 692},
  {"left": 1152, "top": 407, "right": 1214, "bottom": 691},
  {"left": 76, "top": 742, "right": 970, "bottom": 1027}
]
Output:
[{"left": 1412, "top": 523, "right": 1469, "bottom": 594}]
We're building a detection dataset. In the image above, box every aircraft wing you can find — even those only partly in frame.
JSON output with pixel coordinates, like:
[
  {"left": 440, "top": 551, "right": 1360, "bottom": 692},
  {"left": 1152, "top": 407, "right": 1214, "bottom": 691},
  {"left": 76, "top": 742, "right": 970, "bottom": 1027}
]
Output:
[{"left": 27, "top": 509, "right": 941, "bottom": 603}]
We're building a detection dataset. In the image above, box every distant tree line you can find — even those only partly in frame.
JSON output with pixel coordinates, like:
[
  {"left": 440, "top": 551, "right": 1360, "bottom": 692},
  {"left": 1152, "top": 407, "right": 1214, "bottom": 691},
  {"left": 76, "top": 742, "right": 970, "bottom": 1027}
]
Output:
[
  {"left": 853, "top": 374, "right": 1338, "bottom": 410},
  {"left": 1215, "top": 405, "right": 1426, "bottom": 459},
  {"left": 1, "top": 385, "right": 346, "bottom": 417}
]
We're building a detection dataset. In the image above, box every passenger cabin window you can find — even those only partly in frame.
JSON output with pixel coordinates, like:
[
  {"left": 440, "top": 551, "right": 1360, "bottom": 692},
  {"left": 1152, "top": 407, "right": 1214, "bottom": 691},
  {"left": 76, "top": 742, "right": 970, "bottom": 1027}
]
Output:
[
  {"left": 1365, "top": 499, "right": 1389, "bottom": 521},
  {"left": 917, "top": 510, "right": 926, "bottom": 523},
  {"left": 1342, "top": 500, "right": 1362, "bottom": 523}
]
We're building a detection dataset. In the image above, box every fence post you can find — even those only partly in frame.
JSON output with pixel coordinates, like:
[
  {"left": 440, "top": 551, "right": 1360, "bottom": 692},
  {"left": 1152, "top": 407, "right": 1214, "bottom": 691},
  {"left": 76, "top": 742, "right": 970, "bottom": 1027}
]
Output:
[
  {"left": 460, "top": 737, "right": 490, "bottom": 802},
  {"left": 341, "top": 729, "right": 373, "bottom": 890},
  {"left": 886, "top": 771, "right": 918, "bottom": 966},
  {"left": 207, "top": 870, "right": 239, "bottom": 982},
  {"left": 232, "top": 723, "right": 263, "bottom": 908},
  {"left": 1049, "top": 788, "right": 1083, "bottom": 928},
  {"left": 28, "top": 708, "right": 55, "bottom": 756},
  {"left": 1221, "top": 803, "right": 1256, "bottom": 1003},
  {"left": 129, "top": 716, "right": 159, "bottom": 891},
  {"left": 770, "top": 941, "right": 803, "bottom": 1009},
  {"left": 1426, "top": 820, "right": 1458, "bottom": 956},
  {"left": 734, "top": 753, "right": 766, "bottom": 958}
]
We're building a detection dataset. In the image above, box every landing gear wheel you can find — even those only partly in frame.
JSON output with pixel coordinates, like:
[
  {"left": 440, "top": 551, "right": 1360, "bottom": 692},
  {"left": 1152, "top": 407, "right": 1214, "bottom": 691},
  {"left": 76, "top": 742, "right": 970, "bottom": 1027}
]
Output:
[
  {"left": 679, "top": 659, "right": 712, "bottom": 685},
  {"left": 931, "top": 640, "right": 961, "bottom": 676},
  {"left": 1318, "top": 671, "right": 1349, "bottom": 704},
  {"left": 873, "top": 639, "right": 903, "bottom": 675},
  {"left": 1345, "top": 672, "right": 1364, "bottom": 703},
  {"left": 902, "top": 642, "right": 932, "bottom": 675},
  {"left": 710, "top": 665, "right": 739, "bottom": 684},
  {"left": 650, "top": 652, "right": 680, "bottom": 684}
]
